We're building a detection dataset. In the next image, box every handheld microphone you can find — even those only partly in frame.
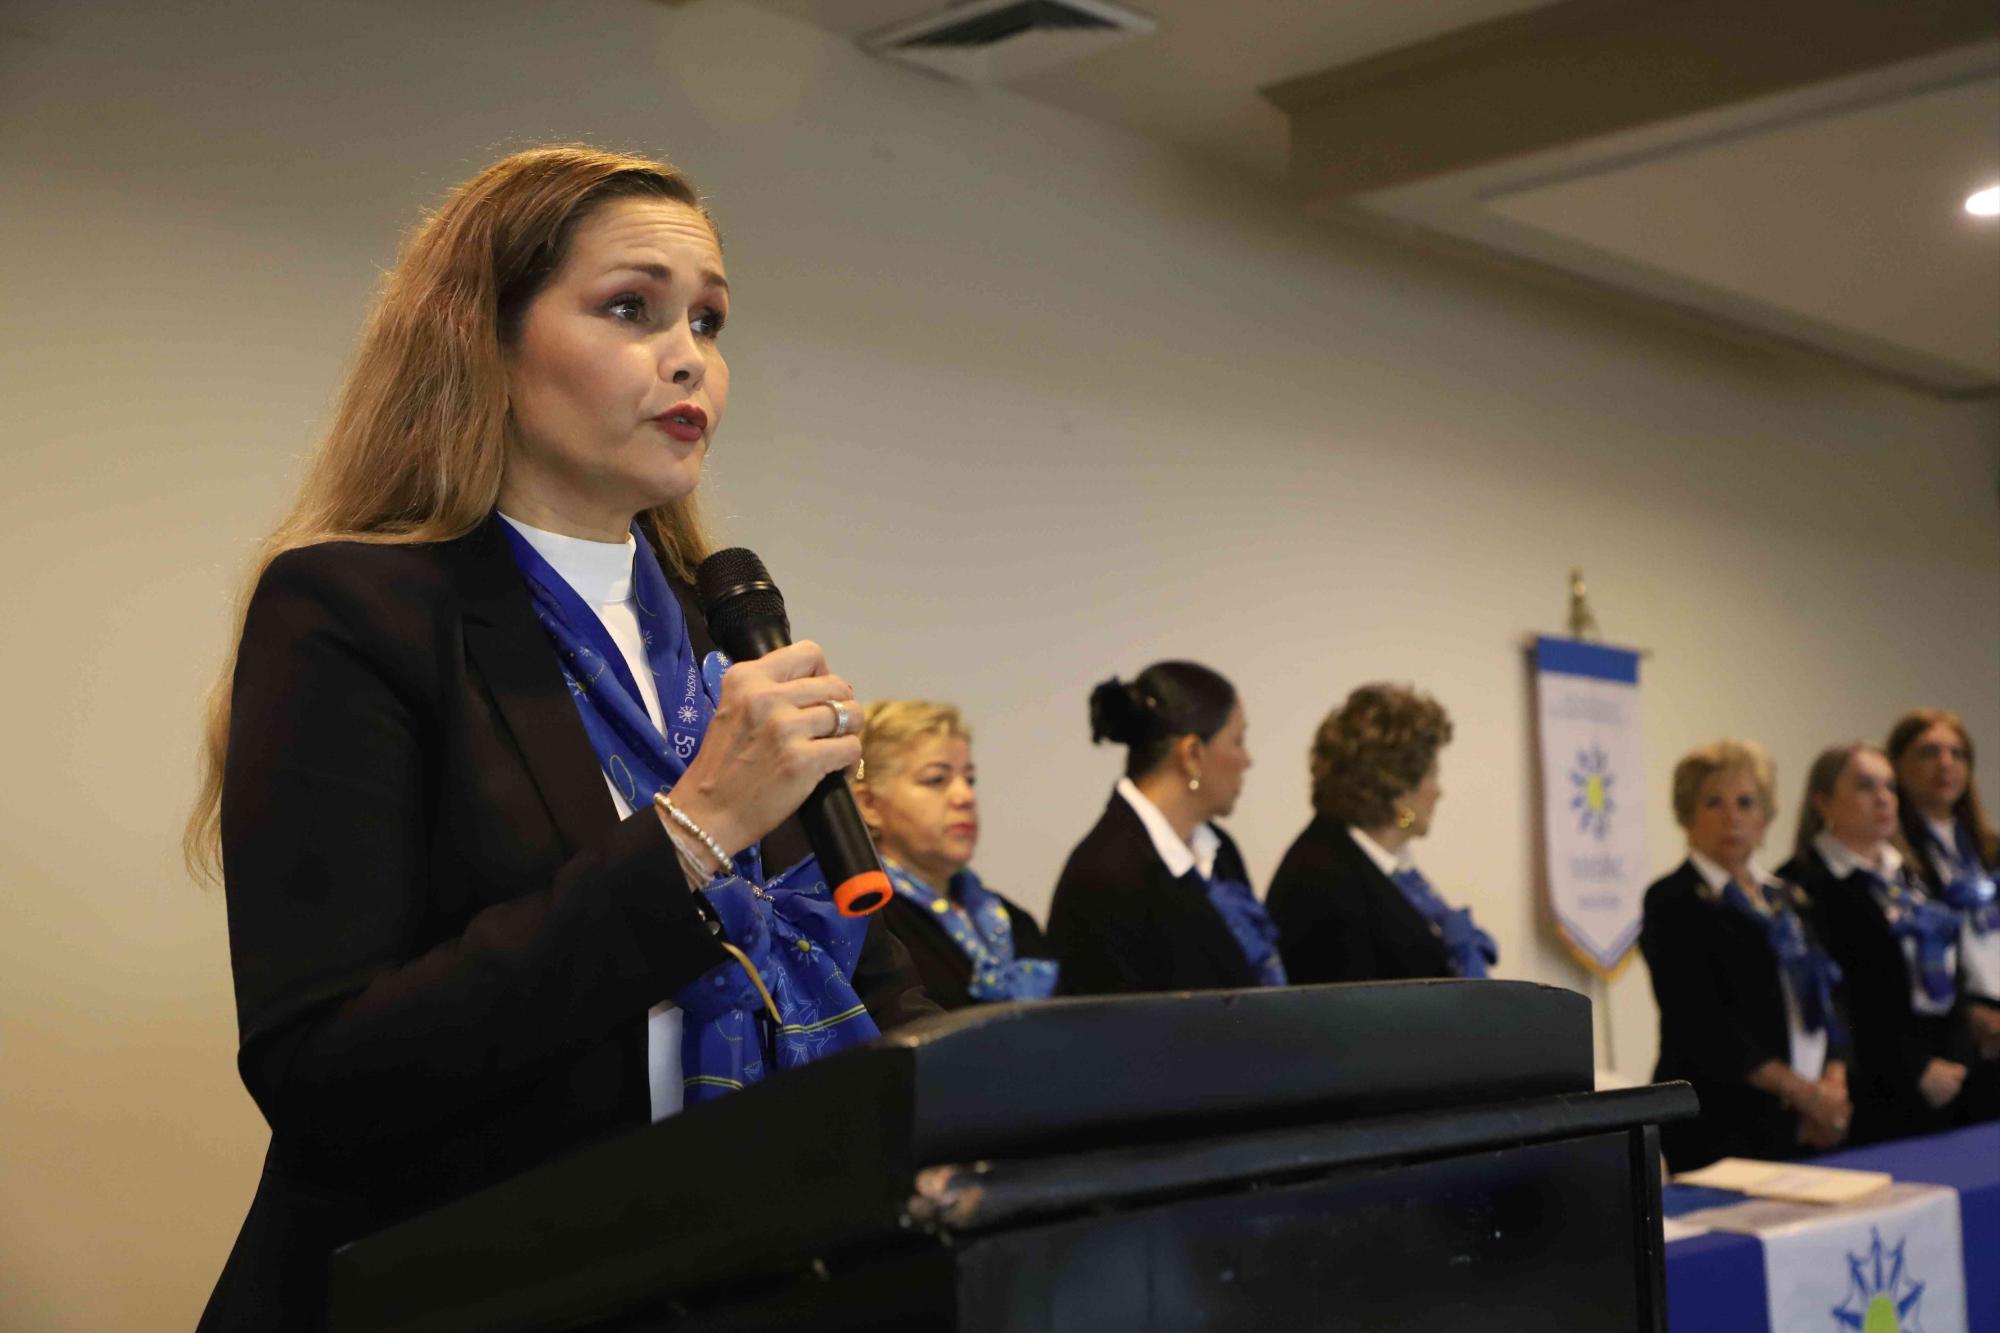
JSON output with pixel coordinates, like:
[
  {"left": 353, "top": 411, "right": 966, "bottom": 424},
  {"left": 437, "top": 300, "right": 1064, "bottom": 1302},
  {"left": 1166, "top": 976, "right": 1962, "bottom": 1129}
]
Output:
[{"left": 695, "top": 548, "right": 892, "bottom": 918}]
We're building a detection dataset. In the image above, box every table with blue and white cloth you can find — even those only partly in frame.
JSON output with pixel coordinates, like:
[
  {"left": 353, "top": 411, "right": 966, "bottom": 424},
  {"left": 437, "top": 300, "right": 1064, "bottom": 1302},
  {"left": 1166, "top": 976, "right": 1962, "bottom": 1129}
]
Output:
[{"left": 1663, "top": 1122, "right": 1999, "bottom": 1331}]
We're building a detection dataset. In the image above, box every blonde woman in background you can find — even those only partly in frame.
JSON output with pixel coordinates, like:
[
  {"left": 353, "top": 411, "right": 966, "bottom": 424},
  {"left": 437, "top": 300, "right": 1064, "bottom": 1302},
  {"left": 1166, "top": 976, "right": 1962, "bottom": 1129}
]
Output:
[
  {"left": 855, "top": 700, "right": 1057, "bottom": 1009},
  {"left": 1639, "top": 740, "right": 1850, "bottom": 1172}
]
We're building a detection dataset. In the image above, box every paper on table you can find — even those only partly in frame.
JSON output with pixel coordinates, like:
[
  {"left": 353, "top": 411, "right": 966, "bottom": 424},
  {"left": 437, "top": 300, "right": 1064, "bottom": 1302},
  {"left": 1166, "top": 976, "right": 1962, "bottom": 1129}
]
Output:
[
  {"left": 1674, "top": 1157, "right": 1892, "bottom": 1206},
  {"left": 1660, "top": 1216, "right": 1710, "bottom": 1243}
]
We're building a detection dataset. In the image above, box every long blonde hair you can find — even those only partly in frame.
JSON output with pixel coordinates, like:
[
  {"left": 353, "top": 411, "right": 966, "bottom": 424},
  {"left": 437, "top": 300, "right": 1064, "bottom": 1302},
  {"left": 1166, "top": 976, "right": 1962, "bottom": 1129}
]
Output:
[{"left": 185, "top": 145, "right": 717, "bottom": 879}]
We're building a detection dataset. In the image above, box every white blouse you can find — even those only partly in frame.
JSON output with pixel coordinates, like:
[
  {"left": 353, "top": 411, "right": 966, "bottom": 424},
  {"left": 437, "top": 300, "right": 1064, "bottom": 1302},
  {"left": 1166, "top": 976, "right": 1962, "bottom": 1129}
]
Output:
[
  {"left": 497, "top": 513, "right": 685, "bottom": 1122},
  {"left": 1115, "top": 777, "right": 1219, "bottom": 880}
]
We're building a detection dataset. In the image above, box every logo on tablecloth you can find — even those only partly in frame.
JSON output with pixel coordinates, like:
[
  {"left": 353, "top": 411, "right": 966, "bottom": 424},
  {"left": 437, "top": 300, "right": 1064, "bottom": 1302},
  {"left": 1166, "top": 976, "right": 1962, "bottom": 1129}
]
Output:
[{"left": 1832, "top": 1228, "right": 1926, "bottom": 1332}]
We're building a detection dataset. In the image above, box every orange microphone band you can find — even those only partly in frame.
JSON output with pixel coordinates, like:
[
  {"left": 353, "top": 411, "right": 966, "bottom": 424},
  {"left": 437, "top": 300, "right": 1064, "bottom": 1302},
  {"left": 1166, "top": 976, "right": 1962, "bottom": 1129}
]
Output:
[{"left": 833, "top": 869, "right": 892, "bottom": 917}]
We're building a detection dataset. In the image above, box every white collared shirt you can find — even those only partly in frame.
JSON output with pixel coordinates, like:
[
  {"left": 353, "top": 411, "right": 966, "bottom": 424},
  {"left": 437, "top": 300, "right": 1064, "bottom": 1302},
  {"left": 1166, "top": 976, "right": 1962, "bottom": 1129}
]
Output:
[
  {"left": 1348, "top": 826, "right": 1409, "bottom": 880},
  {"left": 1685, "top": 849, "right": 1827, "bottom": 1080},
  {"left": 1815, "top": 832, "right": 1955, "bottom": 1017},
  {"left": 498, "top": 512, "right": 684, "bottom": 1122},
  {"left": 1115, "top": 778, "right": 1220, "bottom": 881}
]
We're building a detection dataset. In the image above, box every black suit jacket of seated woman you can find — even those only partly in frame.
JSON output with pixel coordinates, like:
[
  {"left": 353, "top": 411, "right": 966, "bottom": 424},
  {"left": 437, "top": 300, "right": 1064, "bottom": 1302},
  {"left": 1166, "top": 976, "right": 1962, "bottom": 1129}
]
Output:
[
  {"left": 882, "top": 886, "right": 1051, "bottom": 1011},
  {"left": 1047, "top": 793, "right": 1261, "bottom": 994},
  {"left": 1265, "top": 815, "right": 1454, "bottom": 984},
  {"left": 1639, "top": 859, "right": 1851, "bottom": 1172},
  {"left": 200, "top": 518, "right": 935, "bottom": 1331}
]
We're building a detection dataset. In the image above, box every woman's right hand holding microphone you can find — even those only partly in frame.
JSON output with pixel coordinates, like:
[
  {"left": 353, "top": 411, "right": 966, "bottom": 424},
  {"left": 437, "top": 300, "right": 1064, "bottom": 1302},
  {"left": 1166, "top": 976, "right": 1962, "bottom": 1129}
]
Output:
[{"left": 659, "top": 641, "right": 862, "bottom": 878}]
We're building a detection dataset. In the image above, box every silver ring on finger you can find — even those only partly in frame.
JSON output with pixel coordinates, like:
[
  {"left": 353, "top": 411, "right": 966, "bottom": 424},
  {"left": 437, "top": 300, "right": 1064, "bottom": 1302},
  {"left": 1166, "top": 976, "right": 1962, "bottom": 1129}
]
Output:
[{"left": 822, "top": 698, "right": 851, "bottom": 739}]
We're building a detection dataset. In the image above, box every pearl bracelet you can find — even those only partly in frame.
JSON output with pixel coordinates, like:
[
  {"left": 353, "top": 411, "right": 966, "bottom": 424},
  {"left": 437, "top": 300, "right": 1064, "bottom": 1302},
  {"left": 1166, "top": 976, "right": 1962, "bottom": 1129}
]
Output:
[{"left": 654, "top": 792, "right": 732, "bottom": 877}]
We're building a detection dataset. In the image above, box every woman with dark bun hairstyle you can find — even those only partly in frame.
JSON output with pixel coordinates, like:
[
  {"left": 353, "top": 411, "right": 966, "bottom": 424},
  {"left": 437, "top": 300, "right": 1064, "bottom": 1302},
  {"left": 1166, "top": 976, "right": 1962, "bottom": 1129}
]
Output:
[
  {"left": 1047, "top": 662, "right": 1284, "bottom": 995},
  {"left": 1266, "top": 683, "right": 1494, "bottom": 984}
]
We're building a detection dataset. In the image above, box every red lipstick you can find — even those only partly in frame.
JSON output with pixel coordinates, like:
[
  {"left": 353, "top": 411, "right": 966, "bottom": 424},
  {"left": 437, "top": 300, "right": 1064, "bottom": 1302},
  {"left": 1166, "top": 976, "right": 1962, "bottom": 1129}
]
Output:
[{"left": 654, "top": 402, "right": 707, "bottom": 443}]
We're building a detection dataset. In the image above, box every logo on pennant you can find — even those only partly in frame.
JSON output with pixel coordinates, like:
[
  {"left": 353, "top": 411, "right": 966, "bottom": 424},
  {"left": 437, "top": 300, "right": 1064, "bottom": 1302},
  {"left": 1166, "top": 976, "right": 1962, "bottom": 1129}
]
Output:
[
  {"left": 1569, "top": 744, "right": 1616, "bottom": 841},
  {"left": 1832, "top": 1228, "right": 1926, "bottom": 1332}
]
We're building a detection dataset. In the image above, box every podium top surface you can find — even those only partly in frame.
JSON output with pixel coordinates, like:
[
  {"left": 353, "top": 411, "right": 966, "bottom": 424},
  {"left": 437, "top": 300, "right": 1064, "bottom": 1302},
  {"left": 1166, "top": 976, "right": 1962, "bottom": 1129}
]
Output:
[
  {"left": 865, "top": 978, "right": 1590, "bottom": 1161},
  {"left": 333, "top": 982, "right": 1598, "bottom": 1330}
]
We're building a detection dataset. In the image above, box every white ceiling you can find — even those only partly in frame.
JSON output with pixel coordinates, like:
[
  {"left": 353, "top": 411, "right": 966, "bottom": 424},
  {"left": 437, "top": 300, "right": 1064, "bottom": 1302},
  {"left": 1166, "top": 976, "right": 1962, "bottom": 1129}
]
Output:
[
  {"left": 749, "top": 0, "right": 1558, "bottom": 177},
  {"left": 748, "top": 0, "right": 2000, "bottom": 393},
  {"left": 1481, "top": 74, "right": 2000, "bottom": 386}
]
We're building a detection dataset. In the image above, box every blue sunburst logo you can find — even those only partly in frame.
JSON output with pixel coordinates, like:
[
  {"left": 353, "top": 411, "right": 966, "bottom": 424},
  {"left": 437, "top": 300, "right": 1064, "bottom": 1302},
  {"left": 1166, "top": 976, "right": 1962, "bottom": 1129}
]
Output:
[
  {"left": 1833, "top": 1228, "right": 1925, "bottom": 1332},
  {"left": 1568, "top": 745, "right": 1615, "bottom": 841}
]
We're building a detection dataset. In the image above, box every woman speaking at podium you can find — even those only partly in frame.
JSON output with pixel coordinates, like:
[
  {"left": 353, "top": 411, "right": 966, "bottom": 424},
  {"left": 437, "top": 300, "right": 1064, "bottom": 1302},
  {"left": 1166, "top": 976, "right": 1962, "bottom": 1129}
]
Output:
[
  {"left": 186, "top": 146, "right": 929, "bottom": 1329},
  {"left": 1048, "top": 662, "right": 1286, "bottom": 994}
]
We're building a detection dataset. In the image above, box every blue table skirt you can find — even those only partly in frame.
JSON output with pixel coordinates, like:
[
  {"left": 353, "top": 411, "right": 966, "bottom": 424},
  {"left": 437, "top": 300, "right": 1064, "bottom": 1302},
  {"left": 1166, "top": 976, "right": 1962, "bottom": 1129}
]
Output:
[{"left": 1662, "top": 1122, "right": 2000, "bottom": 1331}]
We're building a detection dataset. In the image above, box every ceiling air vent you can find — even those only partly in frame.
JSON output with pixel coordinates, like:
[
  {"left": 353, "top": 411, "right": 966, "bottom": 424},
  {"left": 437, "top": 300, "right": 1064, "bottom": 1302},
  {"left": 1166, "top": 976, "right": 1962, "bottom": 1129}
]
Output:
[{"left": 860, "top": 0, "right": 1158, "bottom": 83}]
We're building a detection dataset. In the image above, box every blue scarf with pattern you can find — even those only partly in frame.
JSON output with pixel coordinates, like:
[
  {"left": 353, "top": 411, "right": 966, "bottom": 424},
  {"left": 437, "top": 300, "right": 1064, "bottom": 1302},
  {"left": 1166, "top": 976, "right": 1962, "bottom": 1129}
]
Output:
[
  {"left": 1718, "top": 876, "right": 1845, "bottom": 1044},
  {"left": 1390, "top": 865, "right": 1499, "bottom": 979},
  {"left": 1858, "top": 866, "right": 1960, "bottom": 1011},
  {"left": 1203, "top": 865, "right": 1288, "bottom": 987},
  {"left": 1930, "top": 821, "right": 2000, "bottom": 935},
  {"left": 884, "top": 861, "right": 1058, "bottom": 1001},
  {"left": 498, "top": 517, "right": 877, "bottom": 1104}
]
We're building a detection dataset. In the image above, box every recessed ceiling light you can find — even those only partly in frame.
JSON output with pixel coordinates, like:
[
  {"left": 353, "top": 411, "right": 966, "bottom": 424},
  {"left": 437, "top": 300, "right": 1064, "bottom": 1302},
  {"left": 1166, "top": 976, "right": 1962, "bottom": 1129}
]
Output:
[{"left": 1967, "top": 185, "right": 2000, "bottom": 218}]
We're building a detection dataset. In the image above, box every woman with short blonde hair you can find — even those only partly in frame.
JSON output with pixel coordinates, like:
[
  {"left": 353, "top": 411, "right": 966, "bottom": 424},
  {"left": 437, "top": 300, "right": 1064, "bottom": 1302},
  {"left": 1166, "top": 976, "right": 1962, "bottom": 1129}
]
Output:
[
  {"left": 854, "top": 700, "right": 1056, "bottom": 1009},
  {"left": 1641, "top": 738, "right": 1850, "bottom": 1170},
  {"left": 1267, "top": 683, "right": 1495, "bottom": 983}
]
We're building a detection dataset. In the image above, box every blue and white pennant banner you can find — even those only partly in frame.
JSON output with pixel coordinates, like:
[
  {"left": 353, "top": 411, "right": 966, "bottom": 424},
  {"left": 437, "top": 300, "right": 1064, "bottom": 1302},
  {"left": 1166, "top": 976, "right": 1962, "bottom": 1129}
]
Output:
[{"left": 1533, "top": 635, "right": 1647, "bottom": 977}]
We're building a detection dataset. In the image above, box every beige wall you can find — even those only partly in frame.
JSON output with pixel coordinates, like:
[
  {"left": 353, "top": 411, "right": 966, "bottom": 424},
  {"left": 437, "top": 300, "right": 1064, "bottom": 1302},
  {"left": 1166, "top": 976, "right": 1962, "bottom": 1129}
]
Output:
[{"left": 2, "top": 0, "right": 1996, "bottom": 1324}]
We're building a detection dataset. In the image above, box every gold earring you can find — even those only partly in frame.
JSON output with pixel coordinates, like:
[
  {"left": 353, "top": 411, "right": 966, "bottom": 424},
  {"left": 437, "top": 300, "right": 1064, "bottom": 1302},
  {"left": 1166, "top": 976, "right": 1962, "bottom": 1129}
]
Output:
[{"left": 1395, "top": 807, "right": 1415, "bottom": 829}]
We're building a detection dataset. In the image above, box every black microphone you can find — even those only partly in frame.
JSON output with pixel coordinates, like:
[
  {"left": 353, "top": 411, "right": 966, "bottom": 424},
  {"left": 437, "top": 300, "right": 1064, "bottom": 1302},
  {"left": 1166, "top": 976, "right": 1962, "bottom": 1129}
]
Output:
[{"left": 695, "top": 547, "right": 891, "bottom": 918}]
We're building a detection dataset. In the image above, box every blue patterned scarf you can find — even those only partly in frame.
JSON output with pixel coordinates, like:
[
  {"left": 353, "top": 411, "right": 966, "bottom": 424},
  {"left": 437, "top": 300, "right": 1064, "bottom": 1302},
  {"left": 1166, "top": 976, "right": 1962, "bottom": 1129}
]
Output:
[
  {"left": 1858, "top": 867, "right": 1960, "bottom": 1010},
  {"left": 1390, "top": 866, "right": 1499, "bottom": 979},
  {"left": 1930, "top": 821, "right": 2000, "bottom": 935},
  {"left": 884, "top": 861, "right": 1058, "bottom": 1002},
  {"left": 1718, "top": 877, "right": 1846, "bottom": 1044},
  {"left": 1202, "top": 868, "right": 1288, "bottom": 987},
  {"left": 498, "top": 517, "right": 877, "bottom": 1104}
]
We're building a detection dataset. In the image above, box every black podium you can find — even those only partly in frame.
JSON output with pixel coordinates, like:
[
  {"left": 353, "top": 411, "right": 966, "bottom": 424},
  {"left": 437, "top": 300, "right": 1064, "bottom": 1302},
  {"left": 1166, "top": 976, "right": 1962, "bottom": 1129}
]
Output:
[{"left": 332, "top": 981, "right": 1693, "bottom": 1331}]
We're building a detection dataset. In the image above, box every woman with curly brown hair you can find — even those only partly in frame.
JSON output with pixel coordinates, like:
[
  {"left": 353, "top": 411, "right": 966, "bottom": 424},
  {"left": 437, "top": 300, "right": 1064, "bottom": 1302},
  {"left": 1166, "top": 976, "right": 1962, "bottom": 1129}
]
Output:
[{"left": 1266, "top": 683, "right": 1496, "bottom": 984}]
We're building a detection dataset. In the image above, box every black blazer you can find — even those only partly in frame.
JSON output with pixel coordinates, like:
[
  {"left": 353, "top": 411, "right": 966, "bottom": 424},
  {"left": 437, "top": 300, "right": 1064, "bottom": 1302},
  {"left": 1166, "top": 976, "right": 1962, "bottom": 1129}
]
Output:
[
  {"left": 1047, "top": 794, "right": 1260, "bottom": 995},
  {"left": 1639, "top": 860, "right": 1850, "bottom": 1171},
  {"left": 1781, "top": 845, "right": 1954, "bottom": 1144},
  {"left": 200, "top": 519, "right": 933, "bottom": 1331},
  {"left": 1266, "top": 816, "right": 1453, "bottom": 984},
  {"left": 881, "top": 882, "right": 1050, "bottom": 1011}
]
